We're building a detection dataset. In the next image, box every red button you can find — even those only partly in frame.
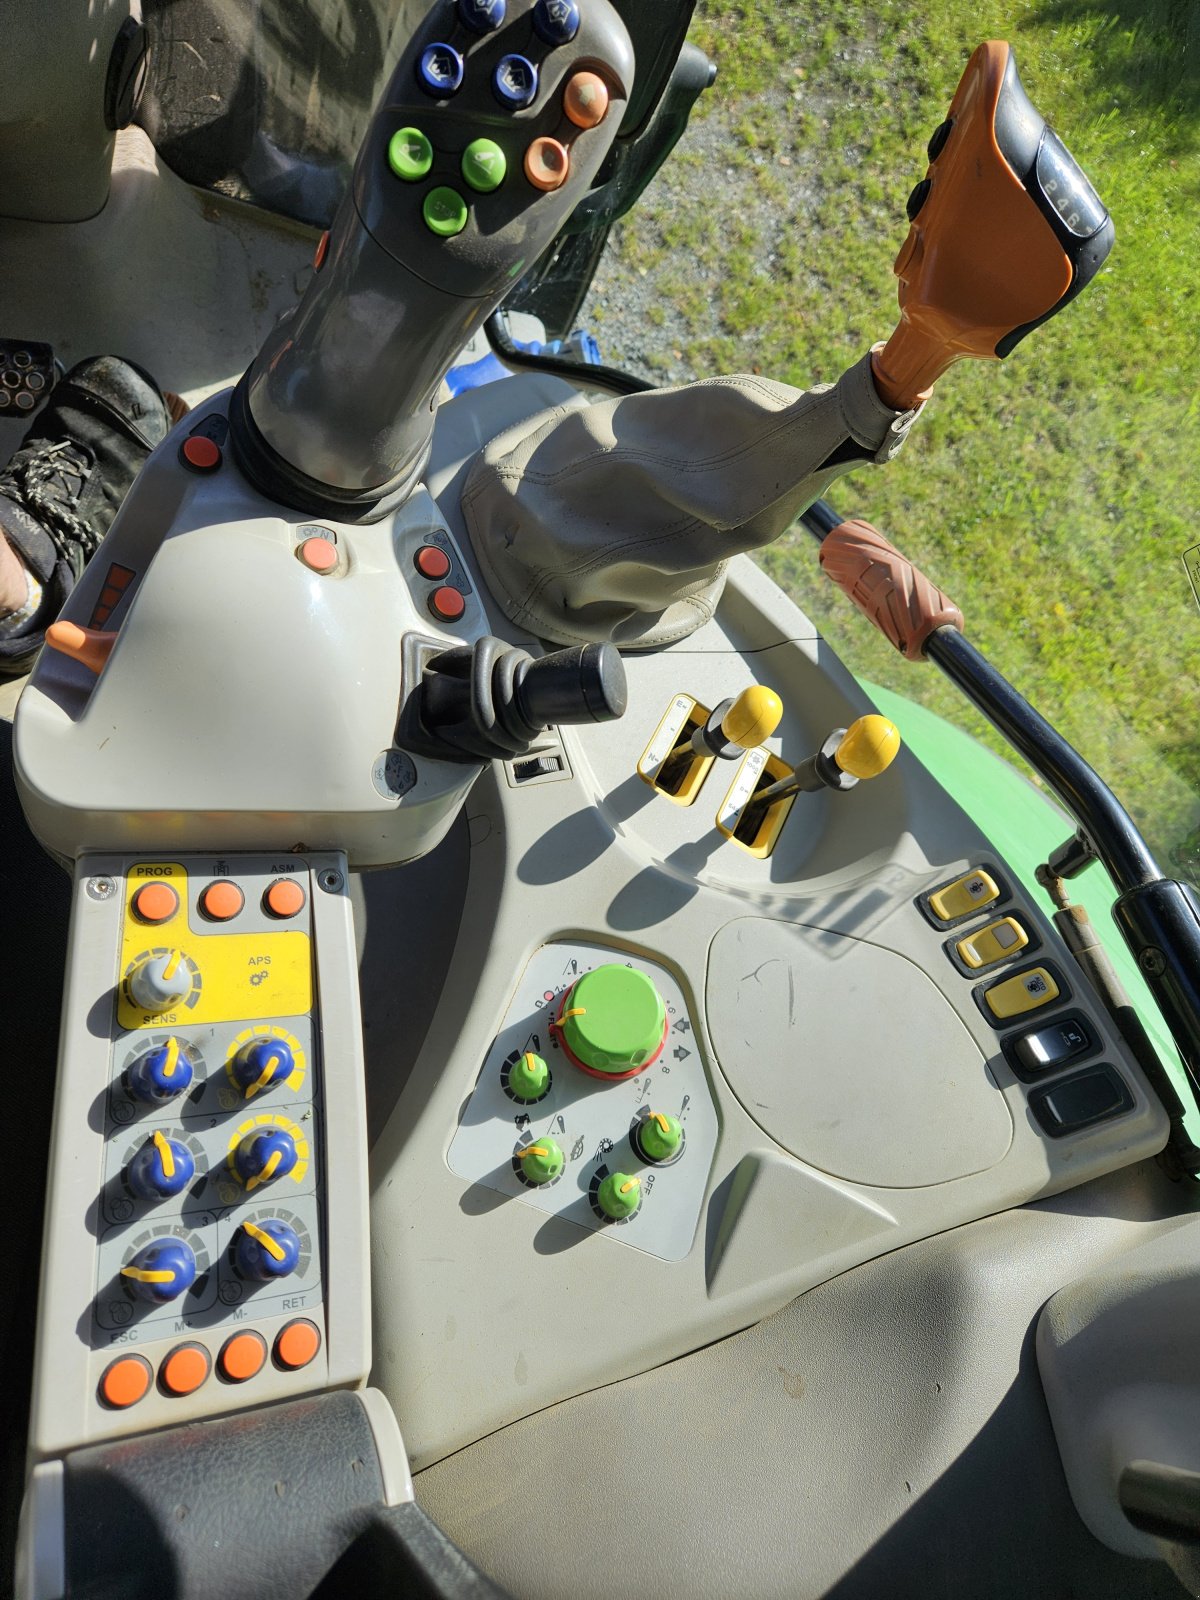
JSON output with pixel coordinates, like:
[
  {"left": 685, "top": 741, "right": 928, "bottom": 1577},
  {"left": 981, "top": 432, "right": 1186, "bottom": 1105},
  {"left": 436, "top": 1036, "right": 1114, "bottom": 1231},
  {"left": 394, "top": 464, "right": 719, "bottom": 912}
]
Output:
[
  {"left": 415, "top": 545, "right": 451, "bottom": 581},
  {"left": 265, "top": 878, "right": 306, "bottom": 919},
  {"left": 200, "top": 880, "right": 244, "bottom": 921},
  {"left": 133, "top": 881, "right": 179, "bottom": 923},
  {"left": 430, "top": 586, "right": 466, "bottom": 622},
  {"left": 160, "top": 1342, "right": 211, "bottom": 1396},
  {"left": 181, "top": 435, "right": 221, "bottom": 472},
  {"left": 274, "top": 1318, "right": 321, "bottom": 1371},
  {"left": 298, "top": 537, "right": 339, "bottom": 574},
  {"left": 100, "top": 1354, "right": 152, "bottom": 1409},
  {"left": 219, "top": 1331, "right": 268, "bottom": 1383}
]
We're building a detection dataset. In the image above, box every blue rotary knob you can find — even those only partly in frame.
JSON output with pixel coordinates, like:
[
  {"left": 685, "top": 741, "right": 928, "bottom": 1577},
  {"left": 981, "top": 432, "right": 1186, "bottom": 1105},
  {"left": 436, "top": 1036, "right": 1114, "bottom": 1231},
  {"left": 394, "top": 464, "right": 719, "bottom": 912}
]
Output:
[
  {"left": 231, "top": 1037, "right": 294, "bottom": 1100},
  {"left": 417, "top": 42, "right": 464, "bottom": 98},
  {"left": 232, "top": 1127, "right": 298, "bottom": 1191},
  {"left": 128, "top": 1037, "right": 194, "bottom": 1103},
  {"left": 126, "top": 1131, "right": 195, "bottom": 1201},
  {"left": 493, "top": 54, "right": 538, "bottom": 109},
  {"left": 120, "top": 1238, "right": 197, "bottom": 1303},
  {"left": 234, "top": 1219, "right": 302, "bottom": 1281}
]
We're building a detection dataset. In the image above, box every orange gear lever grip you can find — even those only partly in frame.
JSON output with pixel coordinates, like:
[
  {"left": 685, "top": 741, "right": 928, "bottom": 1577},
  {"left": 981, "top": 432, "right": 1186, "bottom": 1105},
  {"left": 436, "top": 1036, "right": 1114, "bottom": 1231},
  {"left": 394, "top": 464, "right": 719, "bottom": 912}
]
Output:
[
  {"left": 819, "top": 519, "right": 964, "bottom": 661},
  {"left": 873, "top": 40, "right": 1113, "bottom": 408}
]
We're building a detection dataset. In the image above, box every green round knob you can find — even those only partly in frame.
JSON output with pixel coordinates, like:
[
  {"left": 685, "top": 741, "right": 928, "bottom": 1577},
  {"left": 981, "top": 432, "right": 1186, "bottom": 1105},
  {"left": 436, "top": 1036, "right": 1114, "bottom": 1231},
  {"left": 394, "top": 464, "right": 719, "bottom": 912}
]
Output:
[
  {"left": 508, "top": 1051, "right": 550, "bottom": 1102},
  {"left": 519, "top": 1140, "right": 564, "bottom": 1186},
  {"left": 638, "top": 1112, "right": 683, "bottom": 1163},
  {"left": 560, "top": 965, "right": 666, "bottom": 1077},
  {"left": 597, "top": 1170, "right": 642, "bottom": 1220}
]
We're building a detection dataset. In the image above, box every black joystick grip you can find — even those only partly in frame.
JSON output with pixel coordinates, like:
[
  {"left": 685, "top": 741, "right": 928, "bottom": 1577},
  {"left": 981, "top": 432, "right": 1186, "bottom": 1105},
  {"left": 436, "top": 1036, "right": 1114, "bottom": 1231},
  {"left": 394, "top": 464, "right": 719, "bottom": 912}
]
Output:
[
  {"left": 399, "top": 636, "right": 627, "bottom": 763},
  {"left": 230, "top": 0, "right": 634, "bottom": 523}
]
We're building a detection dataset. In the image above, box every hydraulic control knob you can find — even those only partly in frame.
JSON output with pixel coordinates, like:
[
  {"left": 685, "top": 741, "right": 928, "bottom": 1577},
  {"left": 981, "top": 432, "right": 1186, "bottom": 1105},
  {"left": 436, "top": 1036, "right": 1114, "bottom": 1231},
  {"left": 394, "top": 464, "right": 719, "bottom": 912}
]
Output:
[
  {"left": 126, "top": 1131, "right": 195, "bottom": 1201},
  {"left": 230, "top": 1037, "right": 295, "bottom": 1100},
  {"left": 519, "top": 1139, "right": 564, "bottom": 1186},
  {"left": 234, "top": 1219, "right": 302, "bottom": 1281},
  {"left": 697, "top": 684, "right": 784, "bottom": 761},
  {"left": 120, "top": 1238, "right": 197, "bottom": 1303},
  {"left": 231, "top": 1127, "right": 298, "bottom": 1192},
  {"left": 597, "top": 1170, "right": 641, "bottom": 1220},
  {"left": 633, "top": 1112, "right": 683, "bottom": 1164},
  {"left": 556, "top": 963, "right": 666, "bottom": 1078},
  {"left": 127, "top": 949, "right": 193, "bottom": 1013},
  {"left": 753, "top": 714, "right": 901, "bottom": 807},
  {"left": 127, "top": 1037, "right": 193, "bottom": 1102},
  {"left": 508, "top": 1051, "right": 550, "bottom": 1102}
]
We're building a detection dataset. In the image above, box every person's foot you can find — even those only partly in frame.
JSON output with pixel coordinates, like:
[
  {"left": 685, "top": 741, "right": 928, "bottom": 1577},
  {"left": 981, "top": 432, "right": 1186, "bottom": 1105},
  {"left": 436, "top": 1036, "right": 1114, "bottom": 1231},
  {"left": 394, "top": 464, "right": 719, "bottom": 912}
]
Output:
[{"left": 0, "top": 356, "right": 173, "bottom": 676}]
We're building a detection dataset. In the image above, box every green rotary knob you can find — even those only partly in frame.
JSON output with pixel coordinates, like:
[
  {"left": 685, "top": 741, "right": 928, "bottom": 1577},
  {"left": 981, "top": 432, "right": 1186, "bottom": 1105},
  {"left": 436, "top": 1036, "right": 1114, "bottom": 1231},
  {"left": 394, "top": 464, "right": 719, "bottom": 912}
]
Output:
[
  {"left": 519, "top": 1139, "right": 564, "bottom": 1186},
  {"left": 635, "top": 1111, "right": 683, "bottom": 1164},
  {"left": 507, "top": 1050, "right": 550, "bottom": 1102},
  {"left": 597, "top": 1170, "right": 642, "bottom": 1220},
  {"left": 557, "top": 964, "right": 667, "bottom": 1079}
]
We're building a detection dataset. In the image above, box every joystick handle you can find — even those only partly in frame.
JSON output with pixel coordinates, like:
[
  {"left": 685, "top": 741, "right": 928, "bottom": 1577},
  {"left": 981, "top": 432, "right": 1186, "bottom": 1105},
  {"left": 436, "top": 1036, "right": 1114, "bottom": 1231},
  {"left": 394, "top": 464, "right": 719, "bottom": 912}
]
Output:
[
  {"left": 231, "top": 0, "right": 634, "bottom": 522},
  {"left": 399, "top": 635, "right": 627, "bottom": 762}
]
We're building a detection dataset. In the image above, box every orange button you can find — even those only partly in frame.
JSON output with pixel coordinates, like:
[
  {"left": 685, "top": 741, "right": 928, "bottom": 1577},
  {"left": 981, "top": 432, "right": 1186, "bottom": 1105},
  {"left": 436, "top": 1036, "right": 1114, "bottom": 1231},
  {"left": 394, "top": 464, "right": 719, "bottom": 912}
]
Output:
[
  {"left": 160, "top": 1342, "right": 211, "bottom": 1396},
  {"left": 415, "top": 544, "right": 451, "bottom": 580},
  {"left": 200, "top": 879, "right": 244, "bottom": 921},
  {"left": 181, "top": 435, "right": 221, "bottom": 472},
  {"left": 298, "top": 536, "right": 339, "bottom": 573},
  {"left": 219, "top": 1331, "right": 267, "bottom": 1383},
  {"left": 524, "top": 136, "right": 570, "bottom": 192},
  {"left": 314, "top": 229, "right": 330, "bottom": 271},
  {"left": 274, "top": 1318, "right": 321, "bottom": 1371},
  {"left": 563, "top": 71, "right": 609, "bottom": 129},
  {"left": 265, "top": 878, "right": 306, "bottom": 919},
  {"left": 133, "top": 881, "right": 179, "bottom": 924},
  {"left": 100, "top": 1354, "right": 153, "bottom": 1409},
  {"left": 430, "top": 585, "right": 466, "bottom": 622}
]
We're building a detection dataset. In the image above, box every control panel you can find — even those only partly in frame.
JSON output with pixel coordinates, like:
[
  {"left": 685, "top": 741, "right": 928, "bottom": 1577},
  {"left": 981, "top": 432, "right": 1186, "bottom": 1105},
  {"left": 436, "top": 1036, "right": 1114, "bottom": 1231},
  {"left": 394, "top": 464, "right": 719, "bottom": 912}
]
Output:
[
  {"left": 28, "top": 852, "right": 370, "bottom": 1459},
  {"left": 448, "top": 941, "right": 718, "bottom": 1261}
]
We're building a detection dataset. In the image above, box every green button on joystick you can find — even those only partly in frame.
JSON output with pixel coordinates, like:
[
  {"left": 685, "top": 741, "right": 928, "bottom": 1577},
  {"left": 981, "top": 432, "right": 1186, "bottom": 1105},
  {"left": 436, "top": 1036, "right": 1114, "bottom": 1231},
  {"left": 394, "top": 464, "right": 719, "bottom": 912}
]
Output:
[
  {"left": 508, "top": 1051, "right": 550, "bottom": 1102},
  {"left": 388, "top": 127, "right": 433, "bottom": 181},
  {"left": 520, "top": 1140, "right": 564, "bottom": 1186},
  {"left": 559, "top": 964, "right": 666, "bottom": 1078},
  {"left": 423, "top": 186, "right": 469, "bottom": 238},
  {"left": 597, "top": 1170, "right": 641, "bottom": 1220},
  {"left": 637, "top": 1111, "right": 683, "bottom": 1163},
  {"left": 462, "top": 137, "right": 506, "bottom": 193}
]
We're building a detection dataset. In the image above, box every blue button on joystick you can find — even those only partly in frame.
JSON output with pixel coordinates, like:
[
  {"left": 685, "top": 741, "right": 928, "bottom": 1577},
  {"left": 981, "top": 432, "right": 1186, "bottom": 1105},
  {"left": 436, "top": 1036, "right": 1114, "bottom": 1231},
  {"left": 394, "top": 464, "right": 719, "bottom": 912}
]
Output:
[
  {"left": 234, "top": 1219, "right": 302, "bottom": 1281},
  {"left": 417, "top": 42, "right": 464, "bottom": 98},
  {"left": 533, "top": 0, "right": 579, "bottom": 45},
  {"left": 121, "top": 1238, "right": 197, "bottom": 1303},
  {"left": 458, "top": 0, "right": 505, "bottom": 33},
  {"left": 493, "top": 53, "right": 538, "bottom": 110},
  {"left": 231, "top": 1037, "right": 295, "bottom": 1100},
  {"left": 127, "top": 1132, "right": 196, "bottom": 1201},
  {"left": 128, "top": 1038, "right": 194, "bottom": 1103}
]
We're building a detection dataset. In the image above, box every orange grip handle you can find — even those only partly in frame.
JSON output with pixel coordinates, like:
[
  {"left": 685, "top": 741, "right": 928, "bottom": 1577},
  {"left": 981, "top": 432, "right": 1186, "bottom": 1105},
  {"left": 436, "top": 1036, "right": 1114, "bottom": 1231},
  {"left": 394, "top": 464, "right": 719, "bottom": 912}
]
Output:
[{"left": 818, "top": 519, "right": 964, "bottom": 661}]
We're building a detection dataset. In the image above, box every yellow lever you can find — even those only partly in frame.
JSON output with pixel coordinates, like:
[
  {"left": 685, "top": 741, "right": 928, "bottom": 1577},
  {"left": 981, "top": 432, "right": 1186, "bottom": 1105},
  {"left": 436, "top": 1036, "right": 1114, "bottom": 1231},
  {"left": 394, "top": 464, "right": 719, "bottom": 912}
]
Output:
[
  {"left": 835, "top": 715, "right": 901, "bottom": 780},
  {"left": 719, "top": 685, "right": 784, "bottom": 752}
]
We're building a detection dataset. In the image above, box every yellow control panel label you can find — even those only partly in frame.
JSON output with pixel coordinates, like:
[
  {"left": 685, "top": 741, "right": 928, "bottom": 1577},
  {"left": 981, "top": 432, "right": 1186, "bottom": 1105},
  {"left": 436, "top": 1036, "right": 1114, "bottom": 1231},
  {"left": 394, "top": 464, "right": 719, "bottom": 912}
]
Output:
[{"left": 118, "top": 862, "right": 313, "bottom": 1029}]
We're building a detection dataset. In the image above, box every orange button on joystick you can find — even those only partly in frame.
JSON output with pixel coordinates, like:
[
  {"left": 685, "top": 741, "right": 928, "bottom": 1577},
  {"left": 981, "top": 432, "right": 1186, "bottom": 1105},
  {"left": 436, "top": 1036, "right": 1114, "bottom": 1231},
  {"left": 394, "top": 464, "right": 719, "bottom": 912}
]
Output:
[
  {"left": 219, "top": 1331, "right": 268, "bottom": 1383},
  {"left": 133, "top": 881, "right": 179, "bottom": 924},
  {"left": 161, "top": 1342, "right": 211, "bottom": 1397},
  {"left": 201, "top": 879, "right": 244, "bottom": 921},
  {"left": 265, "top": 878, "right": 306, "bottom": 919},
  {"left": 563, "top": 71, "right": 609, "bottom": 129},
  {"left": 100, "top": 1354, "right": 153, "bottom": 1409},
  {"left": 524, "top": 137, "right": 570, "bottom": 192},
  {"left": 275, "top": 1318, "right": 322, "bottom": 1370}
]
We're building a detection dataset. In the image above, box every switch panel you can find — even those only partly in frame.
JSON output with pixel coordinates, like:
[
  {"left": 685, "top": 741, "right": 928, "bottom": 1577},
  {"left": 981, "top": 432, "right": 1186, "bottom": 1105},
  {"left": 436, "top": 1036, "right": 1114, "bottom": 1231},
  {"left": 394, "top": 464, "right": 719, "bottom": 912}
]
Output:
[
  {"left": 447, "top": 941, "right": 718, "bottom": 1261},
  {"left": 28, "top": 852, "right": 370, "bottom": 1461}
]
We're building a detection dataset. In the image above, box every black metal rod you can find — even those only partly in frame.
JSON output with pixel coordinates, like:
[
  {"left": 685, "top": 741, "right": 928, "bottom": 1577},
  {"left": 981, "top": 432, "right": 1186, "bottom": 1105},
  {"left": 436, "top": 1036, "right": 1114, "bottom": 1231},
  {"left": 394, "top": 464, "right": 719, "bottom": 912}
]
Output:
[{"left": 923, "top": 625, "right": 1162, "bottom": 891}]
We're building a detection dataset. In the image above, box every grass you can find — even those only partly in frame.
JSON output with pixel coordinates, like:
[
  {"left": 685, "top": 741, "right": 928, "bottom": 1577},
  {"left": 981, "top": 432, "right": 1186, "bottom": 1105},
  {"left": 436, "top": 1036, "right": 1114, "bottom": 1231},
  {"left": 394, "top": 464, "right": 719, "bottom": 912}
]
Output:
[{"left": 591, "top": 0, "right": 1200, "bottom": 876}]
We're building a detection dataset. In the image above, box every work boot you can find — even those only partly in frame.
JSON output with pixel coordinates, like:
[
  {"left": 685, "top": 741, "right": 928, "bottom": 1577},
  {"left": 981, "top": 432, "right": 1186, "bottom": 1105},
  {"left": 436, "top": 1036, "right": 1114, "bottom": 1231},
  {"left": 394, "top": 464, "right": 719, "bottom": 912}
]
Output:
[
  {"left": 871, "top": 40, "right": 1114, "bottom": 409},
  {"left": 0, "top": 356, "right": 173, "bottom": 676}
]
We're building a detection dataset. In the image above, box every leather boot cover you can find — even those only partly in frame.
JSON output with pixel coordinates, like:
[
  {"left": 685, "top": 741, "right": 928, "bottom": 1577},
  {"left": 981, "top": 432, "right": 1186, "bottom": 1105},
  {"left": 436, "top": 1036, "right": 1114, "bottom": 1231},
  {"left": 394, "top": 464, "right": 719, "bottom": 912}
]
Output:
[{"left": 462, "top": 348, "right": 923, "bottom": 649}]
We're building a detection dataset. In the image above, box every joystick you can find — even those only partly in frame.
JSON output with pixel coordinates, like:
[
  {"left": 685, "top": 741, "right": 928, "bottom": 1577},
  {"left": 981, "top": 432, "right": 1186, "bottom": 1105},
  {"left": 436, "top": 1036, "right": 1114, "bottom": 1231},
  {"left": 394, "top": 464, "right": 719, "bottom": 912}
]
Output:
[
  {"left": 230, "top": 0, "right": 634, "bottom": 519},
  {"left": 399, "top": 635, "right": 628, "bottom": 762}
]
